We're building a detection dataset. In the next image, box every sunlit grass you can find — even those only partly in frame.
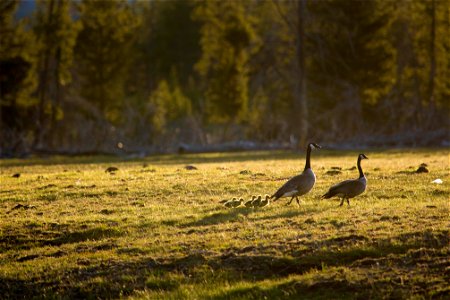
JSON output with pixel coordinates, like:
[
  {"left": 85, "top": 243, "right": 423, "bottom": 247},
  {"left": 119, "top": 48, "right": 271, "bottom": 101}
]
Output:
[{"left": 0, "top": 149, "right": 449, "bottom": 299}]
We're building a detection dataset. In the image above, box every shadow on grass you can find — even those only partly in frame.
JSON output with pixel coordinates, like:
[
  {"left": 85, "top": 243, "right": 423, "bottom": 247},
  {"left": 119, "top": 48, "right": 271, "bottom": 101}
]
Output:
[
  {"left": 2, "top": 230, "right": 448, "bottom": 299},
  {"left": 209, "top": 278, "right": 362, "bottom": 300},
  {"left": 255, "top": 205, "right": 326, "bottom": 222},
  {"left": 46, "top": 228, "right": 122, "bottom": 246},
  {"left": 181, "top": 204, "right": 327, "bottom": 228},
  {"left": 0, "top": 227, "right": 123, "bottom": 251},
  {"left": 182, "top": 208, "right": 253, "bottom": 227}
]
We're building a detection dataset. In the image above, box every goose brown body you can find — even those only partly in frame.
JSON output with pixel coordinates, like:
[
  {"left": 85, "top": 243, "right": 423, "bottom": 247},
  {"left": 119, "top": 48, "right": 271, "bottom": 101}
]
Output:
[
  {"left": 322, "top": 154, "right": 368, "bottom": 206},
  {"left": 271, "top": 143, "right": 321, "bottom": 205}
]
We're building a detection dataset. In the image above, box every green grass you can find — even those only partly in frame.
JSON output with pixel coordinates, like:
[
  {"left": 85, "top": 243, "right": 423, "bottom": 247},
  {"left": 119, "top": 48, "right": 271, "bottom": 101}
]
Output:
[{"left": 0, "top": 149, "right": 449, "bottom": 299}]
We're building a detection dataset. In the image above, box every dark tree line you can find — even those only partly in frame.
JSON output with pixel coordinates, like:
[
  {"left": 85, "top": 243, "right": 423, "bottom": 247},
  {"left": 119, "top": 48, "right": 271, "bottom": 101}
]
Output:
[{"left": 1, "top": 0, "right": 448, "bottom": 156}]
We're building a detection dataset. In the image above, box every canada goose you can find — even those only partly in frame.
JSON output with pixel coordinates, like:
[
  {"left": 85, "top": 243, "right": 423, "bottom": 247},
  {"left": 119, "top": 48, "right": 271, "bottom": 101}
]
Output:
[
  {"left": 232, "top": 198, "right": 244, "bottom": 208},
  {"left": 251, "top": 195, "right": 262, "bottom": 207},
  {"left": 322, "top": 154, "right": 368, "bottom": 206},
  {"left": 245, "top": 196, "right": 256, "bottom": 207},
  {"left": 258, "top": 195, "right": 270, "bottom": 207},
  {"left": 271, "top": 143, "right": 321, "bottom": 205},
  {"left": 224, "top": 197, "right": 237, "bottom": 208}
]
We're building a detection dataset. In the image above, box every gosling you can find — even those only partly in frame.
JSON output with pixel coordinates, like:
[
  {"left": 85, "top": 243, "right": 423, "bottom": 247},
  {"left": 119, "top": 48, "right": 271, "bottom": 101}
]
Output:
[
  {"left": 245, "top": 196, "right": 256, "bottom": 207},
  {"left": 232, "top": 198, "right": 244, "bottom": 208},
  {"left": 224, "top": 197, "right": 237, "bottom": 208},
  {"left": 258, "top": 195, "right": 270, "bottom": 207},
  {"left": 251, "top": 195, "right": 262, "bottom": 207}
]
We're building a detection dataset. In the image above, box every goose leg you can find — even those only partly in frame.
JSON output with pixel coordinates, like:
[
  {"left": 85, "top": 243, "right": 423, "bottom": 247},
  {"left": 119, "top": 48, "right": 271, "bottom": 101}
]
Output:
[
  {"left": 339, "top": 198, "right": 344, "bottom": 206},
  {"left": 346, "top": 198, "right": 350, "bottom": 206},
  {"left": 295, "top": 196, "right": 301, "bottom": 206},
  {"left": 286, "top": 197, "right": 295, "bottom": 206}
]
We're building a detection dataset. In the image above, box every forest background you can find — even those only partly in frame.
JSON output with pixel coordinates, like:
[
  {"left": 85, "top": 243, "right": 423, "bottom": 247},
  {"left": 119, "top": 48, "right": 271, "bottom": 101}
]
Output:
[{"left": 1, "top": 0, "right": 449, "bottom": 157}]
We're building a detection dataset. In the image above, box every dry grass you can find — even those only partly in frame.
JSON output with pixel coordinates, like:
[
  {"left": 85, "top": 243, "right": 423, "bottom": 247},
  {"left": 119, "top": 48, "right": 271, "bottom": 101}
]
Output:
[{"left": 0, "top": 148, "right": 449, "bottom": 299}]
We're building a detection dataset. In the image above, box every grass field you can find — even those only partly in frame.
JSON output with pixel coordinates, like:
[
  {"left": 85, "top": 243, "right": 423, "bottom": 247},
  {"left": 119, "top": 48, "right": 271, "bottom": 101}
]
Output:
[{"left": 0, "top": 149, "right": 449, "bottom": 299}]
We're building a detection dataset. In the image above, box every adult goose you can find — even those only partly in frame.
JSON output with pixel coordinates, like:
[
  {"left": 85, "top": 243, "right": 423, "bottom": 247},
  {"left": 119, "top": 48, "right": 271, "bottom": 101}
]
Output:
[
  {"left": 322, "top": 154, "right": 368, "bottom": 206},
  {"left": 271, "top": 143, "right": 321, "bottom": 205}
]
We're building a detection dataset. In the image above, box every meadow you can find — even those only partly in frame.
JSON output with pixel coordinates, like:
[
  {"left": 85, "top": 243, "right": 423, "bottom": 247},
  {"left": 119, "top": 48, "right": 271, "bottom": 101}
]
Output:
[{"left": 0, "top": 149, "right": 449, "bottom": 299}]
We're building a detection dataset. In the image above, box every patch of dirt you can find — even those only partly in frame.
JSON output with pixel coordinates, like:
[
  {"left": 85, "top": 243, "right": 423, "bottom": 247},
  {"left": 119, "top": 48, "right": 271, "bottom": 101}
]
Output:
[
  {"left": 325, "top": 170, "right": 342, "bottom": 175},
  {"left": 184, "top": 165, "right": 197, "bottom": 170},
  {"left": 16, "top": 254, "right": 40, "bottom": 262},
  {"left": 48, "top": 250, "right": 66, "bottom": 258},
  {"left": 105, "top": 167, "right": 119, "bottom": 173},
  {"left": 304, "top": 218, "right": 316, "bottom": 224},
  {"left": 326, "top": 234, "right": 369, "bottom": 245},
  {"left": 10, "top": 204, "right": 36, "bottom": 212},
  {"left": 378, "top": 215, "right": 401, "bottom": 222},
  {"left": 117, "top": 247, "right": 148, "bottom": 255},
  {"left": 75, "top": 242, "right": 117, "bottom": 253},
  {"left": 99, "top": 209, "right": 115, "bottom": 215},
  {"left": 38, "top": 184, "right": 57, "bottom": 190},
  {"left": 416, "top": 166, "right": 429, "bottom": 173},
  {"left": 431, "top": 189, "right": 449, "bottom": 196}
]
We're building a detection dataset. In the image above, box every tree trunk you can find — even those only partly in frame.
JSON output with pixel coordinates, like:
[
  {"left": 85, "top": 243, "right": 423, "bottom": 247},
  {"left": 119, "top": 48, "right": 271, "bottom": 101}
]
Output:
[
  {"left": 50, "top": 46, "right": 61, "bottom": 148},
  {"left": 426, "top": 0, "right": 436, "bottom": 126},
  {"left": 33, "top": 0, "right": 55, "bottom": 149},
  {"left": 49, "top": 0, "right": 63, "bottom": 149},
  {"left": 294, "top": 0, "right": 308, "bottom": 149}
]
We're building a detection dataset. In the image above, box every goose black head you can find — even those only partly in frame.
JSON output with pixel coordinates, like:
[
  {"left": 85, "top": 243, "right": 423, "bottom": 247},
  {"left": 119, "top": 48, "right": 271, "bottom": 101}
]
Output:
[
  {"left": 359, "top": 154, "right": 368, "bottom": 160},
  {"left": 309, "top": 143, "right": 322, "bottom": 149}
]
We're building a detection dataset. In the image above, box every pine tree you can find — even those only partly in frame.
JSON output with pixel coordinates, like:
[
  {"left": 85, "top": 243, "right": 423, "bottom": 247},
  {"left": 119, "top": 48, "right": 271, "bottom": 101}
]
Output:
[
  {"left": 307, "top": 0, "right": 393, "bottom": 137},
  {"left": 145, "top": 0, "right": 201, "bottom": 88},
  {"left": 246, "top": 1, "right": 295, "bottom": 142},
  {"left": 0, "top": 0, "right": 37, "bottom": 154},
  {"left": 194, "top": 1, "right": 259, "bottom": 135},
  {"left": 388, "top": 0, "right": 449, "bottom": 130},
  {"left": 33, "top": 0, "right": 79, "bottom": 147},
  {"left": 75, "top": 0, "right": 140, "bottom": 124}
]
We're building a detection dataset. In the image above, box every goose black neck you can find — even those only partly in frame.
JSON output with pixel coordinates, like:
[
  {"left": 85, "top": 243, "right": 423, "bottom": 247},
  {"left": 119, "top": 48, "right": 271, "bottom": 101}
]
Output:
[
  {"left": 304, "top": 144, "right": 312, "bottom": 170},
  {"left": 357, "top": 156, "right": 364, "bottom": 178}
]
